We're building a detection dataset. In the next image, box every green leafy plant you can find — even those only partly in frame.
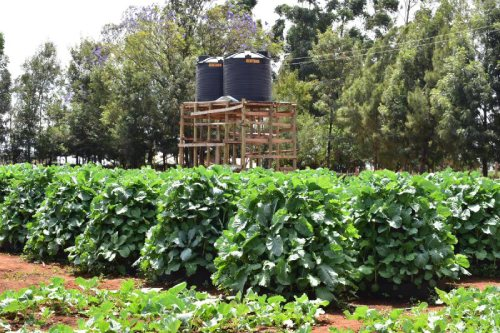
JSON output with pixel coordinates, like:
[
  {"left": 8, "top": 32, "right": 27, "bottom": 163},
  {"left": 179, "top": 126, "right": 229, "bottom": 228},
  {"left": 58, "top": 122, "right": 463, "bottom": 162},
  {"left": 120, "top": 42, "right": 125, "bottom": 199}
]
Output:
[
  {"left": 68, "top": 168, "right": 163, "bottom": 274},
  {"left": 0, "top": 164, "right": 31, "bottom": 203},
  {"left": 24, "top": 165, "right": 114, "bottom": 261},
  {"left": 433, "top": 170, "right": 500, "bottom": 274},
  {"left": 347, "top": 170, "right": 469, "bottom": 292},
  {"left": 213, "top": 170, "right": 359, "bottom": 301},
  {"left": 0, "top": 166, "right": 55, "bottom": 252},
  {"left": 0, "top": 278, "right": 326, "bottom": 332},
  {"left": 139, "top": 166, "right": 240, "bottom": 280},
  {"left": 331, "top": 286, "right": 500, "bottom": 332}
]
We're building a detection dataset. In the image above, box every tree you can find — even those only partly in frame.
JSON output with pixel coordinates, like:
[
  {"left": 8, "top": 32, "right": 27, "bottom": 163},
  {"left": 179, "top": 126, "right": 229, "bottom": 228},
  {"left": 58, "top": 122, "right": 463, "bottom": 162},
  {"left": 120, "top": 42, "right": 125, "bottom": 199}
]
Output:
[
  {"left": 376, "top": 6, "right": 447, "bottom": 171},
  {"left": 0, "top": 33, "right": 11, "bottom": 161},
  {"left": 336, "top": 33, "right": 397, "bottom": 169},
  {"left": 11, "top": 42, "right": 61, "bottom": 162},
  {"left": 66, "top": 39, "right": 113, "bottom": 163},
  {"left": 231, "top": 0, "right": 257, "bottom": 12},
  {"left": 99, "top": 0, "right": 279, "bottom": 167},
  {"left": 273, "top": 69, "right": 326, "bottom": 167},
  {"left": 473, "top": 0, "right": 500, "bottom": 168},
  {"left": 198, "top": 2, "right": 279, "bottom": 56},
  {"left": 432, "top": 29, "right": 494, "bottom": 175},
  {"left": 311, "top": 29, "right": 362, "bottom": 169},
  {"left": 275, "top": 0, "right": 398, "bottom": 79}
]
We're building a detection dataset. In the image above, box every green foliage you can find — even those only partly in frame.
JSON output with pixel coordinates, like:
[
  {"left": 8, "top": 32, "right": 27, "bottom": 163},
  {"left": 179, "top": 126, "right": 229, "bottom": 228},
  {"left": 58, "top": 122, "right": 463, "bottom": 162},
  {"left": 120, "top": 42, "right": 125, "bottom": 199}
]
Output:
[
  {"left": 0, "top": 165, "right": 54, "bottom": 252},
  {"left": 433, "top": 170, "right": 500, "bottom": 274},
  {"left": 331, "top": 287, "right": 500, "bottom": 332},
  {"left": 0, "top": 164, "right": 29, "bottom": 202},
  {"left": 139, "top": 166, "right": 240, "bottom": 280},
  {"left": 213, "top": 170, "right": 359, "bottom": 301},
  {"left": 68, "top": 168, "right": 162, "bottom": 274},
  {"left": 348, "top": 170, "right": 469, "bottom": 291},
  {"left": 0, "top": 32, "right": 10, "bottom": 151},
  {"left": 0, "top": 164, "right": 495, "bottom": 300},
  {"left": 0, "top": 278, "right": 326, "bottom": 332},
  {"left": 24, "top": 165, "right": 114, "bottom": 261},
  {"left": 11, "top": 42, "right": 62, "bottom": 163}
]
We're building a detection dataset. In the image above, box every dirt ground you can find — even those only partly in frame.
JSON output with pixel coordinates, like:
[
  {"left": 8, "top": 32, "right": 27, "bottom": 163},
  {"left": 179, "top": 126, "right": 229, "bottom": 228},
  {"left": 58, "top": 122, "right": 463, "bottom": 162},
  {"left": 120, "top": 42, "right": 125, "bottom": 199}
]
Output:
[
  {"left": 0, "top": 252, "right": 136, "bottom": 293},
  {"left": 0, "top": 252, "right": 498, "bottom": 332}
]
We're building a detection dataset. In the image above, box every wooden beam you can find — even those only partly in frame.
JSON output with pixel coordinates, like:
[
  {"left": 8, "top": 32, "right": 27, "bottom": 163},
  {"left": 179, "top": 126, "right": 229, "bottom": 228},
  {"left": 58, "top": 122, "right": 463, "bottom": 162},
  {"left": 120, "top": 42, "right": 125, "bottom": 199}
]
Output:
[
  {"left": 194, "top": 122, "right": 239, "bottom": 126},
  {"left": 179, "top": 143, "right": 225, "bottom": 148},
  {"left": 246, "top": 138, "right": 293, "bottom": 144},
  {"left": 245, "top": 154, "right": 297, "bottom": 159},
  {"left": 191, "top": 104, "right": 243, "bottom": 116}
]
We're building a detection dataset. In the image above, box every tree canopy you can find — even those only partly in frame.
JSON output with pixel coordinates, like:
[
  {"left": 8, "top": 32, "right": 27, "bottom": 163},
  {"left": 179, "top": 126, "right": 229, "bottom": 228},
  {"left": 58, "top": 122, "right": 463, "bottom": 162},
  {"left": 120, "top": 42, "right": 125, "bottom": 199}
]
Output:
[{"left": 0, "top": 0, "right": 498, "bottom": 175}]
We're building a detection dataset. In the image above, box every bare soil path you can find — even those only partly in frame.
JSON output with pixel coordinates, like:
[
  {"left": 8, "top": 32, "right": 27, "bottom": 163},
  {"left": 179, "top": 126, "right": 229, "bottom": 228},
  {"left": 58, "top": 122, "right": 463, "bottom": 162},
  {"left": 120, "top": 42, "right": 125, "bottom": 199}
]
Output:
[
  {"left": 0, "top": 253, "right": 498, "bottom": 332},
  {"left": 0, "top": 252, "right": 137, "bottom": 293}
]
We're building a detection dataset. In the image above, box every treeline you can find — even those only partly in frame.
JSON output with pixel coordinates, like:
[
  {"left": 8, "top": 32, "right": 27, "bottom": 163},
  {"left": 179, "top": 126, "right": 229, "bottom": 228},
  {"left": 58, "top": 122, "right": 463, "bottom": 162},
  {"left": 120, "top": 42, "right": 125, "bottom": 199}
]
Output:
[
  {"left": 274, "top": 0, "right": 500, "bottom": 175},
  {"left": 0, "top": 0, "right": 499, "bottom": 174}
]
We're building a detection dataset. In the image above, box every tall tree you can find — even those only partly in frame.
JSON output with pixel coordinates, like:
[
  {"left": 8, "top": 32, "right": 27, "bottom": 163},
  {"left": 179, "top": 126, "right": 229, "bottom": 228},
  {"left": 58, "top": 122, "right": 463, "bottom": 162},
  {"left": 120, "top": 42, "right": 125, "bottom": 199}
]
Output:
[
  {"left": 67, "top": 39, "right": 113, "bottom": 163},
  {"left": 310, "top": 29, "right": 363, "bottom": 169},
  {"left": 0, "top": 33, "right": 11, "bottom": 161},
  {"left": 431, "top": 19, "right": 494, "bottom": 175},
  {"left": 473, "top": 0, "right": 500, "bottom": 168},
  {"left": 12, "top": 42, "right": 61, "bottom": 162},
  {"left": 275, "top": 0, "right": 398, "bottom": 79}
]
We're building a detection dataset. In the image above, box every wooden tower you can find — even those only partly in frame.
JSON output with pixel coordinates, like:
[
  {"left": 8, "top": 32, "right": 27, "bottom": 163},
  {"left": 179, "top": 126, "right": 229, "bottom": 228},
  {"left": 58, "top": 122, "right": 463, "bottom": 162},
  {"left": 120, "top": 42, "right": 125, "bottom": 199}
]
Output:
[{"left": 178, "top": 100, "right": 297, "bottom": 171}]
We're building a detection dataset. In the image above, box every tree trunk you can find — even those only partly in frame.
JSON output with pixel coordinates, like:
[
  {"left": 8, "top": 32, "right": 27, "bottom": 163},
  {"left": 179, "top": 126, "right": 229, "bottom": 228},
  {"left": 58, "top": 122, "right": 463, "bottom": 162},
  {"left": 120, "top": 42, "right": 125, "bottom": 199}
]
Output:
[
  {"left": 147, "top": 148, "right": 154, "bottom": 166},
  {"left": 327, "top": 108, "right": 334, "bottom": 169},
  {"left": 482, "top": 158, "right": 488, "bottom": 177}
]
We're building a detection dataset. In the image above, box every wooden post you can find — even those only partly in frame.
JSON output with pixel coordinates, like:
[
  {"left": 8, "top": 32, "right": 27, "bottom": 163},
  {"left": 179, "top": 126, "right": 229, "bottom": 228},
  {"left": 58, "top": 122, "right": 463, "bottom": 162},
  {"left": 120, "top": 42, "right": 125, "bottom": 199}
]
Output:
[
  {"left": 224, "top": 112, "right": 229, "bottom": 164},
  {"left": 207, "top": 103, "right": 212, "bottom": 166},
  {"left": 275, "top": 104, "right": 281, "bottom": 171},
  {"left": 267, "top": 104, "right": 273, "bottom": 170},
  {"left": 232, "top": 122, "right": 237, "bottom": 165},
  {"left": 178, "top": 104, "right": 185, "bottom": 166},
  {"left": 241, "top": 99, "right": 247, "bottom": 170},
  {"left": 193, "top": 104, "right": 198, "bottom": 167}
]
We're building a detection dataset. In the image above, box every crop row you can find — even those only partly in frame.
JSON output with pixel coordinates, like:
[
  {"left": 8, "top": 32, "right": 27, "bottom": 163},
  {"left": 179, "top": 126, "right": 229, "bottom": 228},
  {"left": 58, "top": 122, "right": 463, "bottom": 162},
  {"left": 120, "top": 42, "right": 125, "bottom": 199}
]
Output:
[
  {"left": 0, "top": 277, "right": 325, "bottom": 332},
  {"left": 331, "top": 286, "right": 500, "bottom": 332},
  {"left": 0, "top": 164, "right": 498, "bottom": 301},
  {"left": 2, "top": 278, "right": 497, "bottom": 332}
]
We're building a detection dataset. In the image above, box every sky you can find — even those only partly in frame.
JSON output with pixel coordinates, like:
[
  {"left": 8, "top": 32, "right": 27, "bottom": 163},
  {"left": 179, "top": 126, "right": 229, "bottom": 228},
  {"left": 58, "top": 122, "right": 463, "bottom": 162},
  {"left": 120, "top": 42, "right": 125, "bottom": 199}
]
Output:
[{"left": 0, "top": 0, "right": 296, "bottom": 78}]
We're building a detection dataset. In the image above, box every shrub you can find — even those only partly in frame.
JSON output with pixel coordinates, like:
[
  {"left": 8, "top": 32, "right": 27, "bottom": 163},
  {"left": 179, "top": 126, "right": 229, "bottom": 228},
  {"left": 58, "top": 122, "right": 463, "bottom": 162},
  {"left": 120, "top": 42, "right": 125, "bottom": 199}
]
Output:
[
  {"left": 139, "top": 166, "right": 240, "bottom": 280},
  {"left": 24, "top": 165, "right": 113, "bottom": 261},
  {"left": 434, "top": 171, "right": 500, "bottom": 274},
  {"left": 68, "top": 168, "right": 163, "bottom": 274},
  {"left": 213, "top": 171, "right": 359, "bottom": 301},
  {"left": 0, "top": 164, "right": 30, "bottom": 203},
  {"left": 0, "top": 166, "right": 55, "bottom": 252},
  {"left": 348, "top": 170, "right": 469, "bottom": 292}
]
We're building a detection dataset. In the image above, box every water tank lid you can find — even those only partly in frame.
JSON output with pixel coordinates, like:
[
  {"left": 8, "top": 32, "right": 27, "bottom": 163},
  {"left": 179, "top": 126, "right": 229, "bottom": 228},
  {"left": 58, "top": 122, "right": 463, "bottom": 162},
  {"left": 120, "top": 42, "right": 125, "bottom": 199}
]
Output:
[
  {"left": 216, "top": 95, "right": 239, "bottom": 102},
  {"left": 225, "top": 51, "right": 269, "bottom": 59},
  {"left": 198, "top": 56, "right": 223, "bottom": 64}
]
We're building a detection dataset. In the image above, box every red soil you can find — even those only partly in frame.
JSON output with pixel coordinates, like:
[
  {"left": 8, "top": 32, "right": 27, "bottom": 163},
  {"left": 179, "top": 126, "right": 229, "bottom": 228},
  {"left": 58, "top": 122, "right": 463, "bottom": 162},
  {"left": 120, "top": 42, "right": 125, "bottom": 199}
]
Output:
[
  {"left": 0, "top": 252, "right": 138, "bottom": 293},
  {"left": 0, "top": 252, "right": 498, "bottom": 332}
]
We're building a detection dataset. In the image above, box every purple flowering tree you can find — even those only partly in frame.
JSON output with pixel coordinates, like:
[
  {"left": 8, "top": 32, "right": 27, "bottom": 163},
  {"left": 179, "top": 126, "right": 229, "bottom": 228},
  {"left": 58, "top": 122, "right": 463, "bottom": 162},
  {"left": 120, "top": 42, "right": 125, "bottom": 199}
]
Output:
[{"left": 197, "top": 2, "right": 279, "bottom": 56}]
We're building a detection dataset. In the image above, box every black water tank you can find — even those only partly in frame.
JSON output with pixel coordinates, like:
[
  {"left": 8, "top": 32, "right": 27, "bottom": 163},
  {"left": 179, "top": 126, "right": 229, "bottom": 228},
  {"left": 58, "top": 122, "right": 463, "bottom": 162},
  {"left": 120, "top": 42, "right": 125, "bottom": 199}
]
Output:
[
  {"left": 196, "top": 56, "right": 223, "bottom": 101},
  {"left": 223, "top": 51, "right": 272, "bottom": 101}
]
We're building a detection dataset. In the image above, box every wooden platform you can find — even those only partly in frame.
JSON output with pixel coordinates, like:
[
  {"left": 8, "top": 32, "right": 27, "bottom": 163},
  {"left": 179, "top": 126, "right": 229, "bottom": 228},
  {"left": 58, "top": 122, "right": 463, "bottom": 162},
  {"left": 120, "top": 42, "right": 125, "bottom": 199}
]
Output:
[{"left": 178, "top": 100, "right": 297, "bottom": 171}]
